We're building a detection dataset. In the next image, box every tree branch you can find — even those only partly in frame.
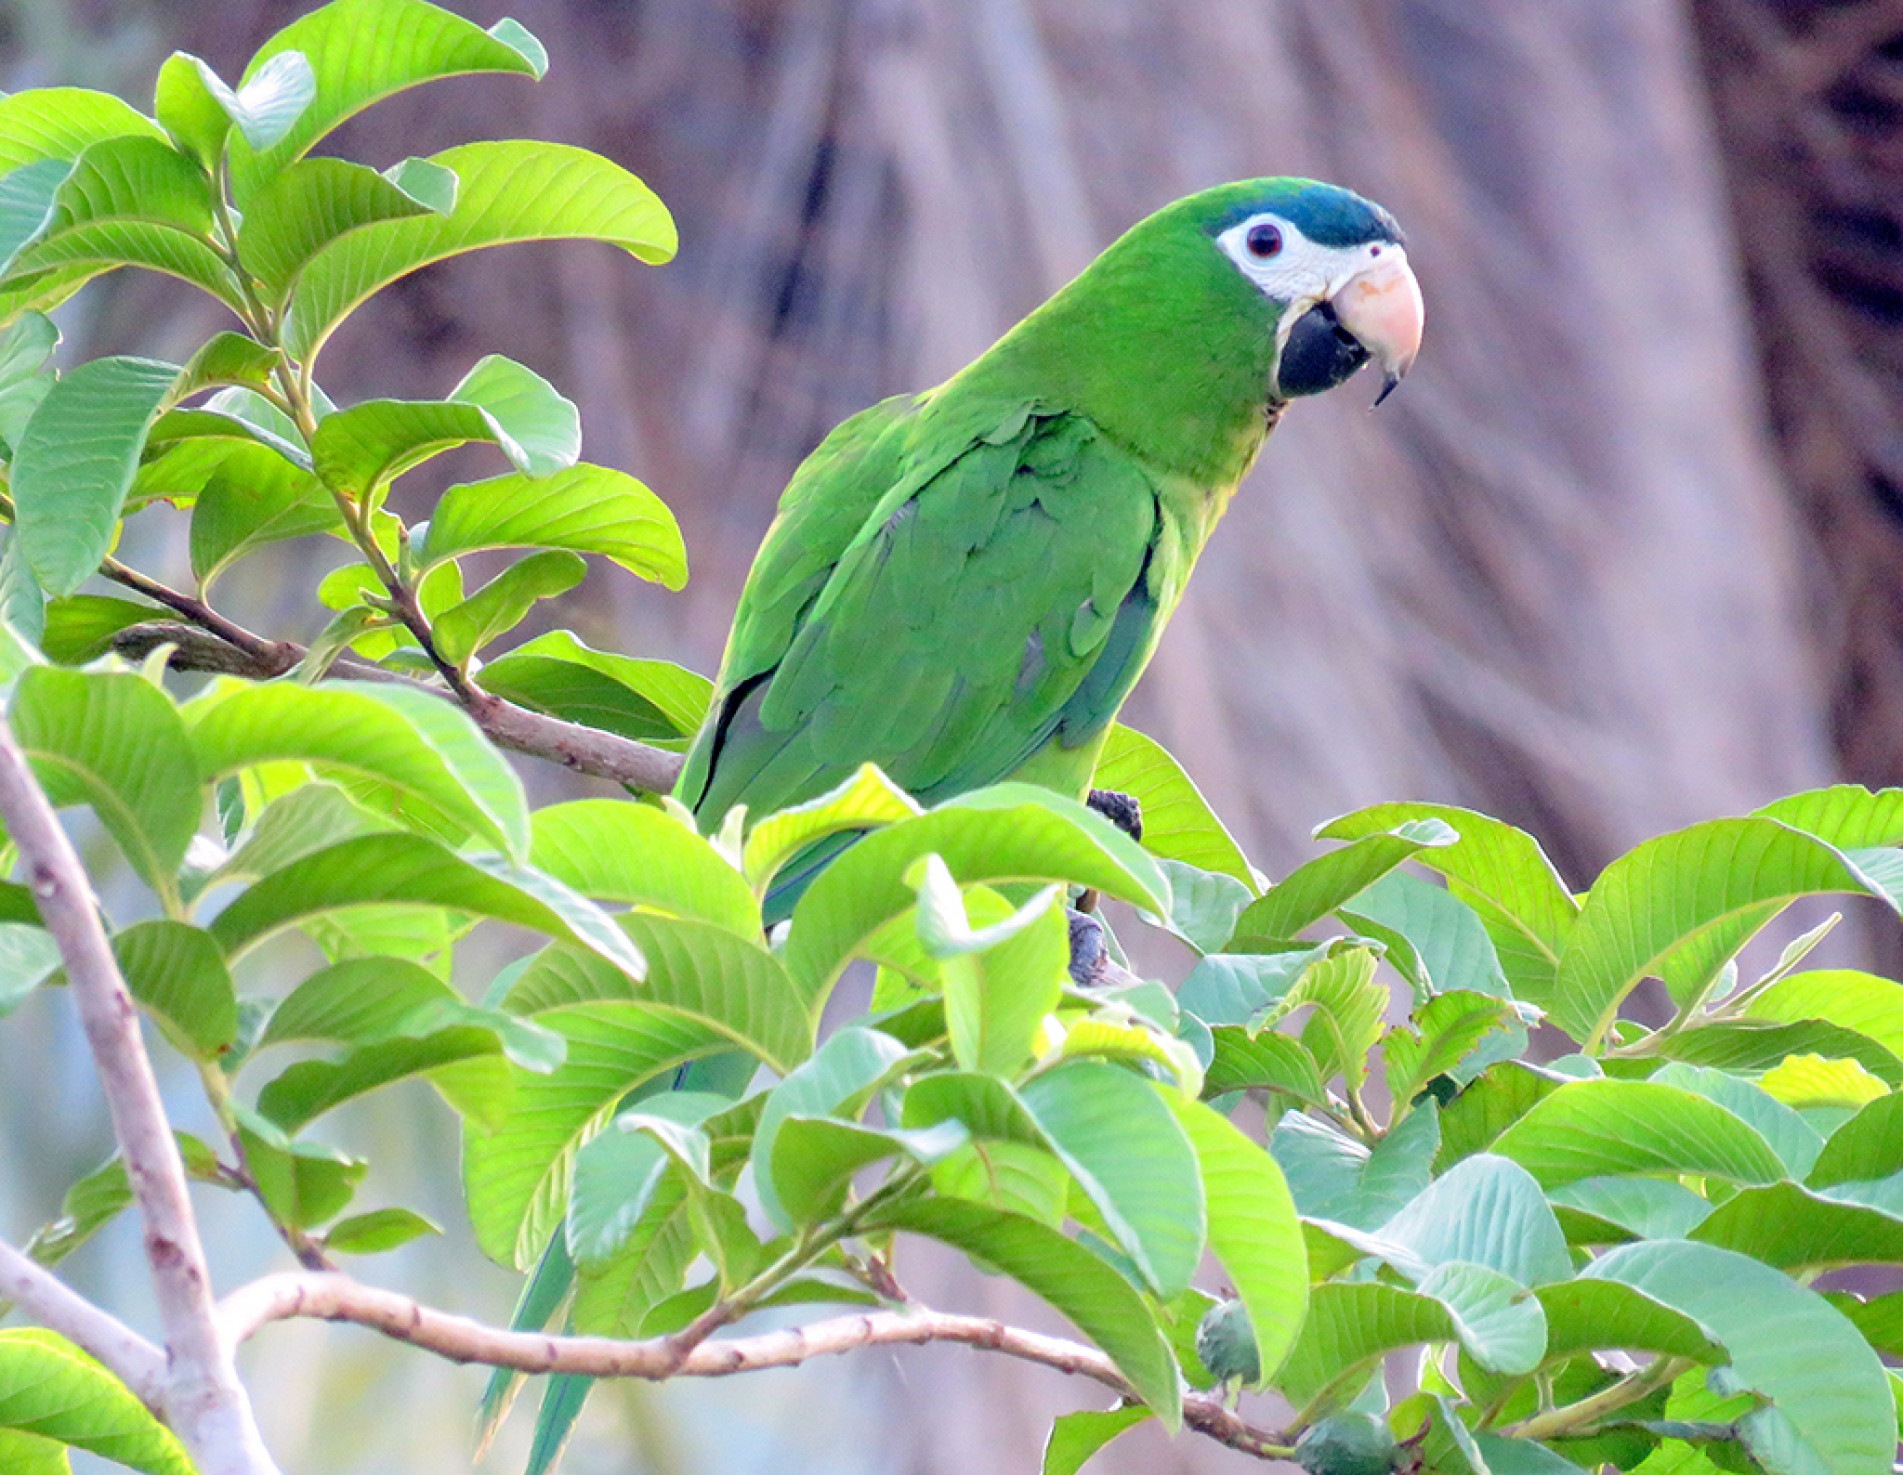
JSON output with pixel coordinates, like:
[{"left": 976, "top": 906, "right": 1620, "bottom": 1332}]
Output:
[
  {"left": 110, "top": 621, "right": 688, "bottom": 792},
  {"left": 218, "top": 1272, "right": 1294, "bottom": 1460},
  {"left": 0, "top": 1237, "right": 167, "bottom": 1408},
  {"left": 0, "top": 714, "right": 279, "bottom": 1474}
]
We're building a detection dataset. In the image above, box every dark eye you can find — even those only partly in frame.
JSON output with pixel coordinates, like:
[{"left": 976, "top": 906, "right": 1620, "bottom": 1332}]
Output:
[{"left": 1245, "top": 221, "right": 1282, "bottom": 258}]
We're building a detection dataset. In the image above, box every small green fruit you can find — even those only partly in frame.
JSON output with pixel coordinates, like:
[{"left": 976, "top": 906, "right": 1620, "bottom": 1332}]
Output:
[
  {"left": 1194, "top": 1297, "right": 1261, "bottom": 1385},
  {"left": 1295, "top": 1413, "right": 1401, "bottom": 1475}
]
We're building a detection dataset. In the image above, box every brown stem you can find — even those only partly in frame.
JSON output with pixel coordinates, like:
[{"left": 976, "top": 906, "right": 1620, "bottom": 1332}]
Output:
[
  {"left": 100, "top": 561, "right": 297, "bottom": 674},
  {"left": 217, "top": 1272, "right": 1295, "bottom": 1460},
  {"left": 109, "top": 620, "right": 687, "bottom": 793}
]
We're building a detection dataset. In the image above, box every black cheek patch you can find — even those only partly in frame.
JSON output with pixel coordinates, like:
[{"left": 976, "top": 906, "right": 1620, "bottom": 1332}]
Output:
[{"left": 1274, "top": 300, "right": 1370, "bottom": 399}]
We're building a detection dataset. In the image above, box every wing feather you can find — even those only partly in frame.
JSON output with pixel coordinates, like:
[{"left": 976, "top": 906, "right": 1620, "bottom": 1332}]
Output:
[{"left": 679, "top": 401, "right": 1168, "bottom": 823}]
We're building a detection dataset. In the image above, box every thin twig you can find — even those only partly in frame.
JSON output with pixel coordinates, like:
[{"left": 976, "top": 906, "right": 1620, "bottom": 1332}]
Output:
[
  {"left": 0, "top": 713, "right": 279, "bottom": 1473},
  {"left": 218, "top": 1272, "right": 1295, "bottom": 1460},
  {"left": 0, "top": 1236, "right": 167, "bottom": 1409},
  {"left": 109, "top": 620, "right": 688, "bottom": 793},
  {"left": 100, "top": 561, "right": 298, "bottom": 673}
]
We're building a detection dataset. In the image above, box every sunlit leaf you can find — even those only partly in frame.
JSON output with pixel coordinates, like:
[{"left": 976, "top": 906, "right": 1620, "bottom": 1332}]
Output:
[
  {"left": 285, "top": 140, "right": 674, "bottom": 361},
  {"left": 421, "top": 465, "right": 686, "bottom": 589},
  {"left": 0, "top": 1329, "right": 192, "bottom": 1475}
]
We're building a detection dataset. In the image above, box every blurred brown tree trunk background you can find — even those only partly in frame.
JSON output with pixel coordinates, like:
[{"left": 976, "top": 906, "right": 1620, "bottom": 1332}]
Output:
[{"left": 7, "top": 0, "right": 1903, "bottom": 1471}]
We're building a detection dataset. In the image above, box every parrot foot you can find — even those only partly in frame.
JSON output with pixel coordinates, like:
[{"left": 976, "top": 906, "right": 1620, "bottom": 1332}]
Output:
[
  {"left": 1086, "top": 788, "right": 1143, "bottom": 841},
  {"left": 1066, "top": 908, "right": 1141, "bottom": 989}
]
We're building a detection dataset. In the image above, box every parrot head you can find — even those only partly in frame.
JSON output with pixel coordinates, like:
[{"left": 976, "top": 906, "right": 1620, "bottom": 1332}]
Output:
[{"left": 1200, "top": 178, "right": 1423, "bottom": 406}]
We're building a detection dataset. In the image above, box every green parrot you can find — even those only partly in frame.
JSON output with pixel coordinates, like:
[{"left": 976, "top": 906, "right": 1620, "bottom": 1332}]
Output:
[{"left": 675, "top": 177, "right": 1422, "bottom": 908}]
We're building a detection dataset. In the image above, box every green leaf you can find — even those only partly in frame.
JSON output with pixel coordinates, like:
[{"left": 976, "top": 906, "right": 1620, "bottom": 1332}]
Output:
[
  {"left": 322, "top": 1206, "right": 440, "bottom": 1255},
  {"left": 20, "top": 1144, "right": 219, "bottom": 1268},
  {"left": 1492, "top": 1078, "right": 1786, "bottom": 1189},
  {"left": 0, "top": 311, "right": 57, "bottom": 453},
  {"left": 0, "top": 88, "right": 166, "bottom": 176},
  {"left": 155, "top": 50, "right": 314, "bottom": 162},
  {"left": 1320, "top": 803, "right": 1578, "bottom": 1001},
  {"left": 0, "top": 1328, "right": 192, "bottom": 1475},
  {"left": 530, "top": 800, "right": 756, "bottom": 934},
  {"left": 422, "top": 465, "right": 687, "bottom": 590},
  {"left": 1537, "top": 1278, "right": 1727, "bottom": 1365},
  {"left": 1153, "top": 859, "right": 1255, "bottom": 953},
  {"left": 235, "top": 1108, "right": 365, "bottom": 1227},
  {"left": 1344, "top": 870, "right": 1512, "bottom": 1002},
  {"left": 1019, "top": 1062, "right": 1203, "bottom": 1299},
  {"left": 1271, "top": 1101, "right": 1440, "bottom": 1230},
  {"left": 1585, "top": 1240, "right": 1894, "bottom": 1475},
  {"left": 785, "top": 785, "right": 1170, "bottom": 1008},
  {"left": 1747, "top": 969, "right": 1903, "bottom": 1059},
  {"left": 433, "top": 550, "right": 584, "bottom": 665},
  {"left": 1832, "top": 1291, "right": 1903, "bottom": 1357},
  {"left": 214, "top": 782, "right": 391, "bottom": 885},
  {"left": 1275, "top": 947, "right": 1389, "bottom": 1094},
  {"left": 174, "top": 333, "right": 284, "bottom": 401},
  {"left": 1386, "top": 991, "right": 1523, "bottom": 1106},
  {"left": 909, "top": 855, "right": 1066, "bottom": 1076},
  {"left": 863, "top": 1196, "right": 1181, "bottom": 1428},
  {"left": 284, "top": 139, "right": 674, "bottom": 362},
  {"left": 741, "top": 763, "right": 922, "bottom": 896},
  {"left": 1653, "top": 1018, "right": 1903, "bottom": 1089},
  {"left": 1377, "top": 1152, "right": 1571, "bottom": 1286},
  {"left": 1551, "top": 819, "right": 1897, "bottom": 1046},
  {"left": 1690, "top": 1180, "right": 1903, "bottom": 1271},
  {"left": 111, "top": 920, "right": 236, "bottom": 1058},
  {"left": 0, "top": 923, "right": 62, "bottom": 1017},
  {"left": 772, "top": 1116, "right": 968, "bottom": 1225},
  {"left": 476, "top": 630, "right": 710, "bottom": 744},
  {"left": 11, "top": 667, "right": 199, "bottom": 890},
  {"left": 257, "top": 993, "right": 561, "bottom": 1131},
  {"left": 1417, "top": 1260, "right": 1546, "bottom": 1374},
  {"left": 227, "top": 0, "right": 546, "bottom": 202},
  {"left": 1807, "top": 1094, "right": 1903, "bottom": 1186},
  {"left": 1205, "top": 1025, "right": 1326, "bottom": 1102},
  {"left": 1547, "top": 1175, "right": 1713, "bottom": 1241},
  {"left": 1042, "top": 1407, "right": 1154, "bottom": 1475},
  {"left": 189, "top": 679, "right": 529, "bottom": 859},
  {"left": 930, "top": 1139, "right": 1070, "bottom": 1224},
  {"left": 463, "top": 1001, "right": 727, "bottom": 1267},
  {"left": 2, "top": 137, "right": 233, "bottom": 304},
  {"left": 1756, "top": 784, "right": 1903, "bottom": 848},
  {"left": 237, "top": 157, "right": 450, "bottom": 301},
  {"left": 261, "top": 955, "right": 460, "bottom": 1045},
  {"left": 1278, "top": 1282, "right": 1461, "bottom": 1413},
  {"left": 449, "top": 354, "right": 581, "bottom": 475},
  {"left": 1437, "top": 1062, "right": 1562, "bottom": 1169},
  {"left": 11, "top": 355, "right": 179, "bottom": 595},
  {"left": 501, "top": 915, "right": 811, "bottom": 1075},
  {"left": 0, "top": 161, "right": 70, "bottom": 286},
  {"left": 1167, "top": 1094, "right": 1307, "bottom": 1383},
  {"left": 1234, "top": 820, "right": 1457, "bottom": 943},
  {"left": 206, "top": 832, "right": 644, "bottom": 982},
  {"left": 1093, "top": 724, "right": 1254, "bottom": 885},
  {"left": 35, "top": 594, "right": 151, "bottom": 667},
  {"left": 749, "top": 1026, "right": 913, "bottom": 1230},
  {"left": 188, "top": 441, "right": 338, "bottom": 587},
  {"left": 1178, "top": 946, "right": 1327, "bottom": 1026},
  {"left": 565, "top": 1091, "right": 726, "bottom": 1267},
  {"left": 1760, "top": 1052, "right": 1888, "bottom": 1109},
  {"left": 1650, "top": 1061, "right": 1824, "bottom": 1178}
]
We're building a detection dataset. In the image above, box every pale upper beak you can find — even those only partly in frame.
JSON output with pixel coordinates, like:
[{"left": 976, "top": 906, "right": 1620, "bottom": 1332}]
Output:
[{"left": 1331, "top": 246, "right": 1424, "bottom": 406}]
